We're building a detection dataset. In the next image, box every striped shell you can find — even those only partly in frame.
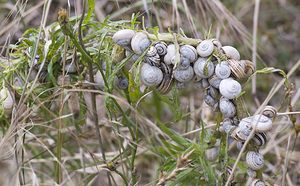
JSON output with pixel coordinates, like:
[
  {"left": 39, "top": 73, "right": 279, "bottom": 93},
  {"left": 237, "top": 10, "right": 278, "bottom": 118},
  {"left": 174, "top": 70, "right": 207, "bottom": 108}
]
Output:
[
  {"left": 219, "top": 78, "right": 242, "bottom": 99},
  {"left": 154, "top": 42, "right": 167, "bottom": 56},
  {"left": 197, "top": 40, "right": 214, "bottom": 57},
  {"left": 252, "top": 132, "right": 267, "bottom": 146},
  {"left": 246, "top": 151, "right": 264, "bottom": 170},
  {"left": 145, "top": 46, "right": 160, "bottom": 67},
  {"left": 157, "top": 62, "right": 173, "bottom": 94},
  {"left": 221, "top": 46, "right": 240, "bottom": 60},
  {"left": 204, "top": 94, "right": 218, "bottom": 109},
  {"left": 194, "top": 58, "right": 215, "bottom": 78},
  {"left": 131, "top": 32, "right": 151, "bottom": 54},
  {"left": 262, "top": 105, "right": 277, "bottom": 119},
  {"left": 227, "top": 59, "right": 255, "bottom": 79}
]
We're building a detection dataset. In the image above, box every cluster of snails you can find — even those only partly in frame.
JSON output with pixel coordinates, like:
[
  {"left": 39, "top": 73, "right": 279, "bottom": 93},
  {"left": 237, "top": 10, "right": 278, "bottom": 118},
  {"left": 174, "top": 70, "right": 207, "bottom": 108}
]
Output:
[{"left": 221, "top": 106, "right": 277, "bottom": 186}]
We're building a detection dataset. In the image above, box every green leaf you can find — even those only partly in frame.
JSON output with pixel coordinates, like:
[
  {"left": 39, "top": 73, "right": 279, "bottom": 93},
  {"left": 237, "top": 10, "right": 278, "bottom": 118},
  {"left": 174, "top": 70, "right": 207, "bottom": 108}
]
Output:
[{"left": 84, "top": 0, "right": 95, "bottom": 24}]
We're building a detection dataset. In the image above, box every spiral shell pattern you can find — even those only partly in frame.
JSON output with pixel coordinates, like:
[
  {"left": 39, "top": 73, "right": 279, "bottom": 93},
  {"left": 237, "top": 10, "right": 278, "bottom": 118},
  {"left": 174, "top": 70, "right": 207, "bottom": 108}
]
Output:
[
  {"left": 140, "top": 63, "right": 163, "bottom": 86},
  {"left": 262, "top": 105, "right": 277, "bottom": 119},
  {"left": 251, "top": 179, "right": 266, "bottom": 186},
  {"left": 180, "top": 45, "right": 197, "bottom": 62},
  {"left": 154, "top": 41, "right": 167, "bottom": 56},
  {"left": 219, "top": 78, "right": 242, "bottom": 99},
  {"left": 219, "top": 97, "right": 236, "bottom": 118},
  {"left": 173, "top": 66, "right": 194, "bottom": 83},
  {"left": 250, "top": 115, "right": 273, "bottom": 132},
  {"left": 131, "top": 32, "right": 151, "bottom": 54},
  {"left": 197, "top": 40, "right": 214, "bottom": 57},
  {"left": 194, "top": 58, "right": 215, "bottom": 78},
  {"left": 215, "top": 61, "right": 231, "bottom": 79},
  {"left": 246, "top": 151, "right": 264, "bottom": 170}
]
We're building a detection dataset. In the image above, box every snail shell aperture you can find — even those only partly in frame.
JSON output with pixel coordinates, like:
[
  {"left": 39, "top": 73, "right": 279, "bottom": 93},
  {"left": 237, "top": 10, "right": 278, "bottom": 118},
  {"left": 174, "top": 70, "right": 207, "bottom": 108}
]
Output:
[
  {"left": 219, "top": 78, "right": 242, "bottom": 99},
  {"left": 131, "top": 32, "right": 151, "bottom": 54},
  {"left": 112, "top": 29, "right": 136, "bottom": 47},
  {"left": 180, "top": 45, "right": 198, "bottom": 62},
  {"left": 140, "top": 63, "right": 163, "bottom": 87},
  {"left": 246, "top": 151, "right": 264, "bottom": 170},
  {"left": 194, "top": 58, "right": 215, "bottom": 78},
  {"left": 221, "top": 46, "right": 240, "bottom": 60},
  {"left": 164, "top": 44, "right": 176, "bottom": 65},
  {"left": 215, "top": 61, "right": 231, "bottom": 79},
  {"left": 197, "top": 40, "right": 214, "bottom": 57},
  {"left": 219, "top": 97, "right": 236, "bottom": 118},
  {"left": 173, "top": 66, "right": 194, "bottom": 83},
  {"left": 262, "top": 105, "right": 277, "bottom": 119}
]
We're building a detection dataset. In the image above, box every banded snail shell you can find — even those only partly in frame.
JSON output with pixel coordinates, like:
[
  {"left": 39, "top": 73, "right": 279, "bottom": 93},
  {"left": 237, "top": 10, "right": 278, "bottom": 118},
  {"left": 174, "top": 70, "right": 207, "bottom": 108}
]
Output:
[
  {"left": 219, "top": 97, "right": 236, "bottom": 118},
  {"left": 219, "top": 78, "right": 242, "bottom": 99},
  {"left": 156, "top": 62, "right": 173, "bottom": 94},
  {"left": 252, "top": 132, "right": 267, "bottom": 146},
  {"left": 231, "top": 126, "right": 248, "bottom": 141},
  {"left": 131, "top": 32, "right": 151, "bottom": 54},
  {"left": 262, "top": 105, "right": 277, "bottom": 119},
  {"left": 140, "top": 63, "right": 163, "bottom": 87},
  {"left": 246, "top": 151, "right": 264, "bottom": 170},
  {"left": 208, "top": 75, "right": 222, "bottom": 89},
  {"left": 251, "top": 179, "right": 266, "bottom": 186},
  {"left": 197, "top": 40, "right": 214, "bottom": 57},
  {"left": 221, "top": 46, "right": 240, "bottom": 60},
  {"left": 154, "top": 41, "right": 167, "bottom": 56},
  {"left": 164, "top": 44, "right": 176, "bottom": 65},
  {"left": 180, "top": 45, "right": 197, "bottom": 62},
  {"left": 194, "top": 58, "right": 215, "bottom": 78},
  {"left": 250, "top": 115, "right": 273, "bottom": 132},
  {"left": 215, "top": 61, "right": 231, "bottom": 79},
  {"left": 173, "top": 66, "right": 194, "bottom": 83},
  {"left": 227, "top": 59, "right": 255, "bottom": 79},
  {"left": 145, "top": 46, "right": 160, "bottom": 67},
  {"left": 112, "top": 29, "right": 136, "bottom": 47}
]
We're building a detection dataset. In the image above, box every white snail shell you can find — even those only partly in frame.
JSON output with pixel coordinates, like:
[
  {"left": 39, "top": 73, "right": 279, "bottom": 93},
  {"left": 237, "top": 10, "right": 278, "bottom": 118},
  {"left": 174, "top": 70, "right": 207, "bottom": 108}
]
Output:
[
  {"left": 164, "top": 44, "right": 176, "bottom": 65},
  {"left": 154, "top": 41, "right": 167, "bottom": 56},
  {"left": 201, "top": 78, "right": 210, "bottom": 88},
  {"left": 125, "top": 50, "right": 140, "bottom": 63},
  {"left": 221, "top": 118, "right": 235, "bottom": 133},
  {"left": 173, "top": 66, "right": 194, "bottom": 83},
  {"left": 208, "top": 75, "right": 222, "bottom": 89},
  {"left": 131, "top": 32, "right": 151, "bottom": 54},
  {"left": 251, "top": 179, "right": 266, "bottom": 186},
  {"left": 219, "top": 97, "right": 236, "bottom": 118},
  {"left": 219, "top": 78, "right": 242, "bottom": 99},
  {"left": 215, "top": 61, "right": 231, "bottom": 79},
  {"left": 238, "top": 119, "right": 253, "bottom": 136},
  {"left": 250, "top": 115, "right": 273, "bottom": 132},
  {"left": 253, "top": 132, "right": 267, "bottom": 146},
  {"left": 112, "top": 29, "right": 136, "bottom": 47},
  {"left": 180, "top": 45, "right": 197, "bottom": 62},
  {"left": 262, "top": 105, "right": 277, "bottom": 119},
  {"left": 0, "top": 88, "right": 14, "bottom": 116},
  {"left": 221, "top": 46, "right": 240, "bottom": 60},
  {"left": 236, "top": 141, "right": 244, "bottom": 150},
  {"left": 246, "top": 151, "right": 264, "bottom": 170},
  {"left": 231, "top": 127, "right": 248, "bottom": 141},
  {"left": 194, "top": 58, "right": 215, "bottom": 78},
  {"left": 197, "top": 40, "right": 214, "bottom": 57},
  {"left": 179, "top": 57, "right": 191, "bottom": 69},
  {"left": 94, "top": 71, "right": 105, "bottom": 90},
  {"left": 140, "top": 63, "right": 163, "bottom": 87}
]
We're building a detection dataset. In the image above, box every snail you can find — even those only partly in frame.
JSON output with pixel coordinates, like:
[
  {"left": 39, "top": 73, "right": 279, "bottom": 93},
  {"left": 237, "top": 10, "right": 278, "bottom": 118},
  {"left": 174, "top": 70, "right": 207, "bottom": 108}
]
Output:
[
  {"left": 207, "top": 86, "right": 220, "bottom": 99},
  {"left": 131, "top": 32, "right": 151, "bottom": 54},
  {"left": 112, "top": 29, "right": 136, "bottom": 48},
  {"left": 140, "top": 63, "right": 163, "bottom": 87},
  {"left": 194, "top": 58, "right": 215, "bottom": 78},
  {"left": 173, "top": 66, "right": 194, "bottom": 83},
  {"left": 238, "top": 119, "right": 252, "bottom": 137},
  {"left": 208, "top": 75, "right": 222, "bottom": 89},
  {"left": 94, "top": 71, "right": 105, "bottom": 90},
  {"left": 204, "top": 94, "right": 218, "bottom": 110},
  {"left": 117, "top": 76, "right": 129, "bottom": 90},
  {"left": 125, "top": 50, "right": 140, "bottom": 63},
  {"left": 64, "top": 62, "right": 77, "bottom": 73},
  {"left": 154, "top": 42, "right": 167, "bottom": 56},
  {"left": 262, "top": 105, "right": 277, "bottom": 119},
  {"left": 212, "top": 39, "right": 222, "bottom": 50},
  {"left": 179, "top": 57, "right": 191, "bottom": 69},
  {"left": 250, "top": 115, "right": 273, "bottom": 132},
  {"left": 221, "top": 118, "right": 236, "bottom": 133},
  {"left": 236, "top": 141, "right": 244, "bottom": 150},
  {"left": 0, "top": 87, "right": 14, "bottom": 116},
  {"left": 205, "top": 147, "right": 219, "bottom": 161},
  {"left": 215, "top": 61, "right": 231, "bottom": 79},
  {"left": 219, "top": 78, "right": 242, "bottom": 99},
  {"left": 250, "top": 179, "right": 265, "bottom": 186},
  {"left": 252, "top": 132, "right": 267, "bottom": 146},
  {"left": 231, "top": 126, "right": 250, "bottom": 141},
  {"left": 219, "top": 97, "right": 236, "bottom": 118},
  {"left": 246, "top": 151, "right": 264, "bottom": 170},
  {"left": 221, "top": 46, "right": 240, "bottom": 60},
  {"left": 145, "top": 46, "right": 160, "bottom": 67},
  {"left": 163, "top": 44, "right": 176, "bottom": 65},
  {"left": 180, "top": 45, "right": 198, "bottom": 63},
  {"left": 197, "top": 39, "right": 214, "bottom": 57},
  {"left": 156, "top": 62, "right": 173, "bottom": 94},
  {"left": 227, "top": 59, "right": 255, "bottom": 79},
  {"left": 247, "top": 168, "right": 257, "bottom": 178}
]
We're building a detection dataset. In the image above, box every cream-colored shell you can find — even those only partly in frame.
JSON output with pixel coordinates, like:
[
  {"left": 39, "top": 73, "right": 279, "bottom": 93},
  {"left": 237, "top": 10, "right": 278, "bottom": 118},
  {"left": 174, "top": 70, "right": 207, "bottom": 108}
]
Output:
[
  {"left": 246, "top": 151, "right": 264, "bottom": 170},
  {"left": 219, "top": 78, "right": 242, "bottom": 99},
  {"left": 164, "top": 44, "right": 176, "bottom": 65},
  {"left": 112, "top": 29, "right": 136, "bottom": 47},
  {"left": 197, "top": 40, "right": 214, "bottom": 57},
  {"left": 222, "top": 46, "right": 240, "bottom": 60},
  {"left": 194, "top": 58, "right": 214, "bottom": 78},
  {"left": 173, "top": 66, "right": 194, "bottom": 83},
  {"left": 131, "top": 32, "right": 151, "bottom": 54},
  {"left": 140, "top": 63, "right": 163, "bottom": 87}
]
